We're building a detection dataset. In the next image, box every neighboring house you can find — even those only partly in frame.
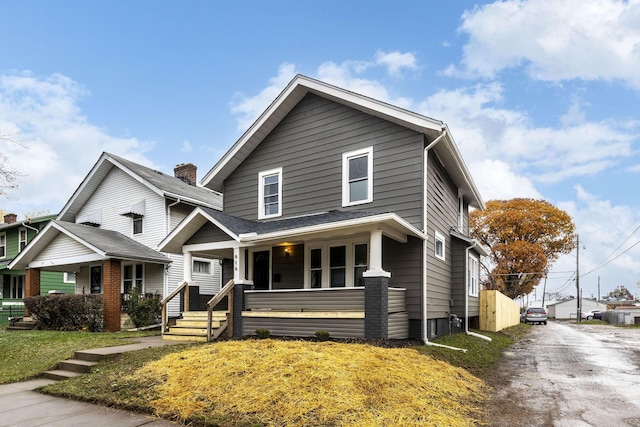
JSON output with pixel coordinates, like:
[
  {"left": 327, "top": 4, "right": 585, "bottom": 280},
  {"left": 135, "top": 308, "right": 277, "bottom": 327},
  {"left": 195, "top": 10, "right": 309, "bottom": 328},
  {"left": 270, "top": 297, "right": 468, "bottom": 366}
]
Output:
[
  {"left": 547, "top": 298, "right": 605, "bottom": 319},
  {"left": 0, "top": 213, "right": 72, "bottom": 321},
  {"left": 159, "top": 75, "right": 487, "bottom": 342},
  {"left": 10, "top": 153, "right": 223, "bottom": 331}
]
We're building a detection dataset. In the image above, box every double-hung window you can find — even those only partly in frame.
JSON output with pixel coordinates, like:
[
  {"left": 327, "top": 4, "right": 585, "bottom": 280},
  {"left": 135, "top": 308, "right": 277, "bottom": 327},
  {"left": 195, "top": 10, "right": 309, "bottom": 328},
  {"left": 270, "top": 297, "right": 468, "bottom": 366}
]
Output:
[
  {"left": 310, "top": 248, "right": 322, "bottom": 288},
  {"left": 18, "top": 228, "right": 27, "bottom": 252},
  {"left": 258, "top": 168, "right": 282, "bottom": 219},
  {"left": 123, "top": 263, "right": 144, "bottom": 294},
  {"left": 330, "top": 246, "right": 346, "bottom": 287},
  {"left": 342, "top": 147, "right": 373, "bottom": 206},
  {"left": 309, "top": 242, "right": 369, "bottom": 288},
  {"left": 0, "top": 232, "right": 5, "bottom": 258},
  {"left": 468, "top": 254, "right": 479, "bottom": 296},
  {"left": 133, "top": 214, "right": 143, "bottom": 235},
  {"left": 193, "top": 259, "right": 212, "bottom": 275},
  {"left": 435, "top": 231, "right": 445, "bottom": 261}
]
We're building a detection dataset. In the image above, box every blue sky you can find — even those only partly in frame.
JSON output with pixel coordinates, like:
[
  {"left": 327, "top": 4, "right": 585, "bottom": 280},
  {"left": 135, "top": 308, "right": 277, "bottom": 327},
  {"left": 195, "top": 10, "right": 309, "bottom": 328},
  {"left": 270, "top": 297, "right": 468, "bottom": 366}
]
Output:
[{"left": 1, "top": 0, "right": 639, "bottom": 301}]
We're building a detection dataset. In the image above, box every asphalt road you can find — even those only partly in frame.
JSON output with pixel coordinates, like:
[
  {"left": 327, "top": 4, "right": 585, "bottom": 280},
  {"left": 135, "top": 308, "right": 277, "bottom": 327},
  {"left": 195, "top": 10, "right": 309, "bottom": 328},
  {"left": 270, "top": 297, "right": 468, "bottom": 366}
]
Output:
[{"left": 489, "top": 320, "right": 640, "bottom": 427}]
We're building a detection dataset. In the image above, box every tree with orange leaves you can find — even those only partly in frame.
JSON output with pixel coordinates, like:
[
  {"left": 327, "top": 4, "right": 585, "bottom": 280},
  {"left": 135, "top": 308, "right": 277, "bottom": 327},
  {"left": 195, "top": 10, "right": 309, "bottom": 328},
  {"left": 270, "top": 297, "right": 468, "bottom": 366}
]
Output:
[{"left": 469, "top": 198, "right": 576, "bottom": 299}]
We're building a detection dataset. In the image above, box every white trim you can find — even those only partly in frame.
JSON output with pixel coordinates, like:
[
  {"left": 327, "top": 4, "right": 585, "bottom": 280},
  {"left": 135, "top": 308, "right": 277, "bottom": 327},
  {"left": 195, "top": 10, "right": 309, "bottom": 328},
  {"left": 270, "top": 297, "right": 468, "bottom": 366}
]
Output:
[
  {"left": 258, "top": 167, "right": 283, "bottom": 219},
  {"left": 468, "top": 253, "right": 479, "bottom": 297},
  {"left": 122, "top": 262, "right": 145, "bottom": 293},
  {"left": 304, "top": 237, "right": 369, "bottom": 288},
  {"left": 29, "top": 253, "right": 105, "bottom": 269},
  {"left": 0, "top": 232, "right": 5, "bottom": 259},
  {"left": 63, "top": 272, "right": 77, "bottom": 284},
  {"left": 434, "top": 230, "right": 445, "bottom": 261},
  {"left": 342, "top": 146, "right": 373, "bottom": 207}
]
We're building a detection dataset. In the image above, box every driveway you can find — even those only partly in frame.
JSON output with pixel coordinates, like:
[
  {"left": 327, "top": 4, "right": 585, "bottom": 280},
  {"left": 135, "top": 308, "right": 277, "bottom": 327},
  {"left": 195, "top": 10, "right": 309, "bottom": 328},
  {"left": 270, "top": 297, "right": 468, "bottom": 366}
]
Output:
[{"left": 488, "top": 321, "right": 640, "bottom": 426}]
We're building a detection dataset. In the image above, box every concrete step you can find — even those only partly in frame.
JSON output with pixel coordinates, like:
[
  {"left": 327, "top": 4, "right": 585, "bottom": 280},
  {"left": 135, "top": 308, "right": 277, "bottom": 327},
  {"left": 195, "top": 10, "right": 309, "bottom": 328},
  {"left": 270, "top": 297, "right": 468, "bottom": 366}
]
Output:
[
  {"left": 42, "top": 369, "right": 83, "bottom": 381},
  {"left": 58, "top": 359, "right": 98, "bottom": 373},
  {"left": 6, "top": 321, "right": 37, "bottom": 331},
  {"left": 162, "top": 332, "right": 208, "bottom": 342},
  {"left": 175, "top": 319, "right": 221, "bottom": 328}
]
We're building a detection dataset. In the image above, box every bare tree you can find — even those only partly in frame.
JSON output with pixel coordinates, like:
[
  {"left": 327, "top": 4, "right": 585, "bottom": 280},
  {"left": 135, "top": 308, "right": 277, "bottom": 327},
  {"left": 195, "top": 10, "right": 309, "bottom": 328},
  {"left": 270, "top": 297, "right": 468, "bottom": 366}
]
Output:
[{"left": 0, "top": 133, "right": 22, "bottom": 197}]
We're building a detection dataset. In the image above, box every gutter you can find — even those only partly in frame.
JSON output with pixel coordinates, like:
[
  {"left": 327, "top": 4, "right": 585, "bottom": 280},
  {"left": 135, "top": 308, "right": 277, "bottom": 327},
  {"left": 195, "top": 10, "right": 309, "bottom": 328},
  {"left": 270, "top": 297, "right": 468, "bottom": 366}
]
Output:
[
  {"left": 422, "top": 130, "right": 467, "bottom": 352},
  {"left": 465, "top": 240, "right": 492, "bottom": 342},
  {"left": 21, "top": 221, "right": 40, "bottom": 234}
]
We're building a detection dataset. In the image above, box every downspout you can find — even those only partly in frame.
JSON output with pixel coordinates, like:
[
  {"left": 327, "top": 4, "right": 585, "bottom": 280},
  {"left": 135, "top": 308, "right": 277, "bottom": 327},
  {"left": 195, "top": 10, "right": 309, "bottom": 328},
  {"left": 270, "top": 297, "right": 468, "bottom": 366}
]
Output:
[
  {"left": 422, "top": 130, "right": 467, "bottom": 352},
  {"left": 21, "top": 221, "right": 39, "bottom": 234},
  {"left": 465, "top": 241, "right": 492, "bottom": 342}
]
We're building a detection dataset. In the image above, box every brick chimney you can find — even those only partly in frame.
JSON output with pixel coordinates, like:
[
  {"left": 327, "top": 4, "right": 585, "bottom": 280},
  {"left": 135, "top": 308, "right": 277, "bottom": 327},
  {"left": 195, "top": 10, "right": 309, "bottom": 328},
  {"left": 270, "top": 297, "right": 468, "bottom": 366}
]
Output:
[
  {"left": 3, "top": 213, "right": 17, "bottom": 224},
  {"left": 174, "top": 163, "right": 197, "bottom": 186}
]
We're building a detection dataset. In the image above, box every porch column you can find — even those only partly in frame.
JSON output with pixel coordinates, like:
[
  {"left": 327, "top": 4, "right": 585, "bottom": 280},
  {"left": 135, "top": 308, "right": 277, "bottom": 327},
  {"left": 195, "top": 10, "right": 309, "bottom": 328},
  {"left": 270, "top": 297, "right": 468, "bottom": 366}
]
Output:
[
  {"left": 363, "top": 230, "right": 391, "bottom": 339},
  {"left": 233, "top": 246, "right": 253, "bottom": 286},
  {"left": 103, "top": 259, "right": 122, "bottom": 332},
  {"left": 183, "top": 250, "right": 193, "bottom": 283},
  {"left": 232, "top": 283, "right": 246, "bottom": 338},
  {"left": 25, "top": 268, "right": 41, "bottom": 297},
  {"left": 365, "top": 230, "right": 391, "bottom": 278}
]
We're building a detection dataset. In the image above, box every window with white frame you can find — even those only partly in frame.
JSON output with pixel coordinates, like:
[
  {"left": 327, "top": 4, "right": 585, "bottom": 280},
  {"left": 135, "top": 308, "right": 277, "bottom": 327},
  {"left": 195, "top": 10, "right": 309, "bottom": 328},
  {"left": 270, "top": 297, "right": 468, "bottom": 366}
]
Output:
[
  {"left": 457, "top": 192, "right": 464, "bottom": 232},
  {"left": 258, "top": 168, "right": 282, "bottom": 219},
  {"left": 434, "top": 231, "right": 445, "bottom": 261},
  {"left": 18, "top": 228, "right": 27, "bottom": 252},
  {"left": 342, "top": 147, "right": 373, "bottom": 206},
  {"left": 307, "top": 240, "right": 369, "bottom": 288},
  {"left": 0, "top": 232, "right": 5, "bottom": 258},
  {"left": 310, "top": 248, "right": 322, "bottom": 288},
  {"left": 132, "top": 214, "right": 143, "bottom": 235},
  {"left": 330, "top": 246, "right": 346, "bottom": 287},
  {"left": 193, "top": 259, "right": 212, "bottom": 275},
  {"left": 353, "top": 243, "right": 368, "bottom": 286},
  {"left": 10, "top": 275, "right": 24, "bottom": 299},
  {"left": 468, "top": 254, "right": 479, "bottom": 296},
  {"left": 123, "top": 263, "right": 143, "bottom": 294},
  {"left": 63, "top": 272, "right": 77, "bottom": 284}
]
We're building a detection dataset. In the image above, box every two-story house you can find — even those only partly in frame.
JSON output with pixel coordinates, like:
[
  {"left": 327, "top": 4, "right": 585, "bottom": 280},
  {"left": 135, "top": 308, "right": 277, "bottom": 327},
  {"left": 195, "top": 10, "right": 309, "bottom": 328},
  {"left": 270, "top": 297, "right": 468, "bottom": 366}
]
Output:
[
  {"left": 0, "top": 213, "right": 72, "bottom": 322},
  {"left": 10, "top": 153, "right": 223, "bottom": 331},
  {"left": 158, "top": 75, "right": 487, "bottom": 342}
]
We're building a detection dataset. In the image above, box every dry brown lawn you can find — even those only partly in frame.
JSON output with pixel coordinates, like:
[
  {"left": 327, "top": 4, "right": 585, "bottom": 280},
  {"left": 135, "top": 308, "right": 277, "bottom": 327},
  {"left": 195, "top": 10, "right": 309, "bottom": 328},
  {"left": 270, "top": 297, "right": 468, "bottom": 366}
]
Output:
[{"left": 128, "top": 339, "right": 488, "bottom": 426}]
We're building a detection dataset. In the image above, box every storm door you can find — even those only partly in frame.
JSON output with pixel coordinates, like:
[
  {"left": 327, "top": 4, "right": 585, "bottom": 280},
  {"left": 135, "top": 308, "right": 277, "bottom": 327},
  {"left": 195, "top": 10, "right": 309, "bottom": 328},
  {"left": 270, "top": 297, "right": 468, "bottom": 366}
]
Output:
[{"left": 253, "top": 251, "right": 270, "bottom": 290}]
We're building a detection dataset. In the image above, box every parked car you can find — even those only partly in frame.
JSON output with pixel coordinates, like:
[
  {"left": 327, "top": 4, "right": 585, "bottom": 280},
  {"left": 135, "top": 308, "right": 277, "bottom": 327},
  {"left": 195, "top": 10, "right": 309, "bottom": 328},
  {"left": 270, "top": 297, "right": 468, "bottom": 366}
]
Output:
[
  {"left": 582, "top": 309, "right": 603, "bottom": 320},
  {"left": 524, "top": 307, "right": 548, "bottom": 325}
]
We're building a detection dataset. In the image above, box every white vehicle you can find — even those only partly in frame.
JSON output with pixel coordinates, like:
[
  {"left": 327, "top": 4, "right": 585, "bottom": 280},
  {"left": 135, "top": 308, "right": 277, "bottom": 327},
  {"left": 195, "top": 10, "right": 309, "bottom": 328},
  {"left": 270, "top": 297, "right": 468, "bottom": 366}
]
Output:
[{"left": 581, "top": 309, "right": 603, "bottom": 320}]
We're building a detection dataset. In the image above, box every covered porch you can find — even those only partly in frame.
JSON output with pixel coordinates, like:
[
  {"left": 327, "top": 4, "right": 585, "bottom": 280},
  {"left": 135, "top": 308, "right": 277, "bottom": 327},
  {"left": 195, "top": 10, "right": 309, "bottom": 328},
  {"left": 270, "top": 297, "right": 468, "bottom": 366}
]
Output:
[{"left": 159, "top": 208, "right": 426, "bottom": 341}]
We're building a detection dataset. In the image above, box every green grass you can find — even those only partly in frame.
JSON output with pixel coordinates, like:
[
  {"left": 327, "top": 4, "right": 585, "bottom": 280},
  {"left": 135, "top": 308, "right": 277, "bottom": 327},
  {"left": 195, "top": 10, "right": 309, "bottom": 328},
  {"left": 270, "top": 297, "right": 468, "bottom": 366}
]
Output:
[
  {"left": 0, "top": 330, "right": 159, "bottom": 384},
  {"left": 417, "top": 324, "right": 530, "bottom": 379}
]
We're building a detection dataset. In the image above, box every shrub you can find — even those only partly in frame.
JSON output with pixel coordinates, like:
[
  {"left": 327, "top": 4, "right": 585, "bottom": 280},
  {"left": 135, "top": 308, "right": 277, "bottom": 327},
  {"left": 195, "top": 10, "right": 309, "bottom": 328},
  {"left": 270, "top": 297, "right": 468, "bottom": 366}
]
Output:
[
  {"left": 126, "top": 288, "right": 161, "bottom": 328},
  {"left": 315, "top": 330, "right": 331, "bottom": 341},
  {"left": 255, "top": 328, "right": 270, "bottom": 339},
  {"left": 24, "top": 294, "right": 104, "bottom": 331}
]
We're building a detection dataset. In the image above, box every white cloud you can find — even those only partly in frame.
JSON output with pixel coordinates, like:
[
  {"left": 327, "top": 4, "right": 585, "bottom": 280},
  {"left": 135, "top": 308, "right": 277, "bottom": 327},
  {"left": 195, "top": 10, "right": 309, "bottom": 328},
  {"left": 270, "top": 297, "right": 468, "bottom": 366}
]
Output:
[
  {"left": 457, "top": 0, "right": 640, "bottom": 89},
  {"left": 550, "top": 186, "right": 640, "bottom": 298},
  {"left": 181, "top": 140, "right": 193, "bottom": 153},
  {"left": 374, "top": 50, "right": 418, "bottom": 76},
  {"left": 0, "top": 71, "right": 156, "bottom": 217}
]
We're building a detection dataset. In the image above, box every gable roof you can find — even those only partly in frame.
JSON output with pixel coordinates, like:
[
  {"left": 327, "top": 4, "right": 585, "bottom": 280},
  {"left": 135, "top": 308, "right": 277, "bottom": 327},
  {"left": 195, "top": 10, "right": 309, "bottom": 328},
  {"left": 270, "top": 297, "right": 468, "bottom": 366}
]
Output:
[
  {"left": 0, "top": 214, "right": 57, "bottom": 232},
  {"left": 58, "top": 152, "right": 223, "bottom": 222},
  {"left": 9, "top": 220, "right": 170, "bottom": 270},
  {"left": 201, "top": 74, "right": 484, "bottom": 209},
  {"left": 159, "top": 206, "right": 425, "bottom": 254}
]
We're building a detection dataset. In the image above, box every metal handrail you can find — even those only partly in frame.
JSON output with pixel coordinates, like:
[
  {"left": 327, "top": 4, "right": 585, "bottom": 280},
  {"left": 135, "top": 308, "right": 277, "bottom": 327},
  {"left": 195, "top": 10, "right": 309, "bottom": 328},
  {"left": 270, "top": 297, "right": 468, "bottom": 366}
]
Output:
[
  {"left": 207, "top": 279, "right": 235, "bottom": 342},
  {"left": 161, "top": 281, "right": 189, "bottom": 333}
]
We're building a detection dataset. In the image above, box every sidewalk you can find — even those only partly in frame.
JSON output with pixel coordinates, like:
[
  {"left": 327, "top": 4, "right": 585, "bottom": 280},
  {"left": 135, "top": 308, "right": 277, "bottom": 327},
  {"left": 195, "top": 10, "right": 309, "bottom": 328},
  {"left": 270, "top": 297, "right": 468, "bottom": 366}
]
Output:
[{"left": 0, "top": 335, "right": 191, "bottom": 426}]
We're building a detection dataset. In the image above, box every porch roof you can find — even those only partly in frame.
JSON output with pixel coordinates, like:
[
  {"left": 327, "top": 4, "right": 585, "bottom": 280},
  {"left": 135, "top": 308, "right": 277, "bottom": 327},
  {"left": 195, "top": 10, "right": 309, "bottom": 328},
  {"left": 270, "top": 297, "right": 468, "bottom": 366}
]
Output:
[
  {"left": 159, "top": 207, "right": 426, "bottom": 254},
  {"left": 9, "top": 220, "right": 171, "bottom": 271}
]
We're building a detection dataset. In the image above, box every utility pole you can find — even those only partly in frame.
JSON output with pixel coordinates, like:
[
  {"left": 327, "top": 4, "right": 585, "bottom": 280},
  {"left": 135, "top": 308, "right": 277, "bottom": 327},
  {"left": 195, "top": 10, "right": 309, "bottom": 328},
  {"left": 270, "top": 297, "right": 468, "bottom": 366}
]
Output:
[
  {"left": 598, "top": 276, "right": 600, "bottom": 302},
  {"left": 576, "top": 234, "right": 581, "bottom": 322}
]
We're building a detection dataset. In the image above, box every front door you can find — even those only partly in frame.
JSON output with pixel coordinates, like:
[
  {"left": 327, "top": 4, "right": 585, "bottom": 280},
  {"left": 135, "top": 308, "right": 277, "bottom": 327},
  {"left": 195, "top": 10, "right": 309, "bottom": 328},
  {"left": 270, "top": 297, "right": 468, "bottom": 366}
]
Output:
[
  {"left": 253, "top": 251, "right": 270, "bottom": 290},
  {"left": 90, "top": 266, "right": 102, "bottom": 294}
]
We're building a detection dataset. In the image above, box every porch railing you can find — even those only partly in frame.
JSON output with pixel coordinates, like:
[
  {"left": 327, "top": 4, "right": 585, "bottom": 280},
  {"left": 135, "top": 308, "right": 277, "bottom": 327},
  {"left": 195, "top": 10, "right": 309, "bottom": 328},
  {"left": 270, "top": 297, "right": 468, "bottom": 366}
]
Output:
[
  {"left": 205, "top": 279, "right": 235, "bottom": 342},
  {"left": 160, "top": 281, "right": 189, "bottom": 333}
]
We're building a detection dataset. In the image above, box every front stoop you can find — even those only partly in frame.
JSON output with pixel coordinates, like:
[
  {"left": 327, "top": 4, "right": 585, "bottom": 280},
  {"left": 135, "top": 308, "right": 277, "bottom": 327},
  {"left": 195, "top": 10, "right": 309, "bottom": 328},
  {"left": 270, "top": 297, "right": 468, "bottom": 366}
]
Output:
[
  {"left": 43, "top": 358, "right": 98, "bottom": 381},
  {"left": 162, "top": 311, "right": 228, "bottom": 342}
]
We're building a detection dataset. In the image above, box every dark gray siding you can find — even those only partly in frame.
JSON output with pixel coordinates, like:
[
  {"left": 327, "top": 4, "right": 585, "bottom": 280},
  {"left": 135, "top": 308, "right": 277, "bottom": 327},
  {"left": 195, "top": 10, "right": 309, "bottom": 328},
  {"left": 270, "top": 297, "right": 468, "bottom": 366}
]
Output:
[
  {"left": 245, "top": 288, "right": 364, "bottom": 311},
  {"left": 451, "top": 238, "right": 467, "bottom": 316},
  {"left": 271, "top": 244, "right": 304, "bottom": 289},
  {"left": 185, "top": 222, "right": 232, "bottom": 245},
  {"left": 223, "top": 94, "right": 425, "bottom": 228},
  {"left": 243, "top": 318, "right": 364, "bottom": 339},
  {"left": 383, "top": 236, "right": 422, "bottom": 321},
  {"left": 426, "top": 152, "right": 459, "bottom": 319}
]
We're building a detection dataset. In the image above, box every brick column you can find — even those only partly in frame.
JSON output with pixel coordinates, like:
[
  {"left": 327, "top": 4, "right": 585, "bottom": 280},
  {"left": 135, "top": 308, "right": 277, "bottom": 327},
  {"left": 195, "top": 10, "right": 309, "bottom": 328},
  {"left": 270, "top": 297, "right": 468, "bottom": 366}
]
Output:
[
  {"left": 103, "top": 260, "right": 122, "bottom": 332},
  {"left": 364, "top": 275, "right": 389, "bottom": 339},
  {"left": 25, "top": 268, "right": 41, "bottom": 297}
]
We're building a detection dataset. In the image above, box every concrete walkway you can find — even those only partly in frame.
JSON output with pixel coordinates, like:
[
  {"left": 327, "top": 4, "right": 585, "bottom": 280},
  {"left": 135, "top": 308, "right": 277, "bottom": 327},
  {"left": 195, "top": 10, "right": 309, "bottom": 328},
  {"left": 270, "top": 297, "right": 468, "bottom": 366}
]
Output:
[{"left": 0, "top": 335, "right": 192, "bottom": 427}]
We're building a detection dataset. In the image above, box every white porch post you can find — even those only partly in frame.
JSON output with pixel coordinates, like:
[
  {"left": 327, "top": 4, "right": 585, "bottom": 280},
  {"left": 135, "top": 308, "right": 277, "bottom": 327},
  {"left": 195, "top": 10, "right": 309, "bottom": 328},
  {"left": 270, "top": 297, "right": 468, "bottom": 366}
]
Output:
[
  {"left": 183, "top": 250, "right": 193, "bottom": 283},
  {"left": 233, "top": 246, "right": 253, "bottom": 285},
  {"left": 363, "top": 229, "right": 391, "bottom": 278}
]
